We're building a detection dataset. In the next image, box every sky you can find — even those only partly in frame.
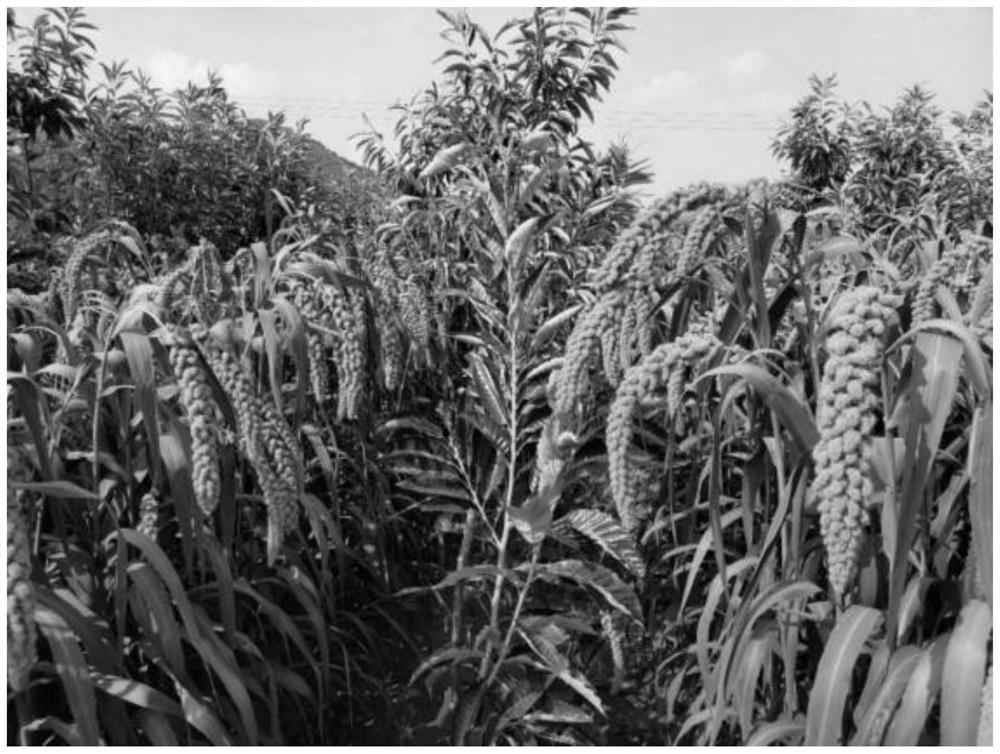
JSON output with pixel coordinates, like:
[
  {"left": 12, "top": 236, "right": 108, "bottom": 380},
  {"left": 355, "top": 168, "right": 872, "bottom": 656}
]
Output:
[{"left": 11, "top": 6, "right": 994, "bottom": 197}]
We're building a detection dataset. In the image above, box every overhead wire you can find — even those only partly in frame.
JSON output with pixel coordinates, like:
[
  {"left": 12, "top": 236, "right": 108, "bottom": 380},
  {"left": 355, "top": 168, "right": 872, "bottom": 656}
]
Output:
[{"left": 232, "top": 95, "right": 782, "bottom": 131}]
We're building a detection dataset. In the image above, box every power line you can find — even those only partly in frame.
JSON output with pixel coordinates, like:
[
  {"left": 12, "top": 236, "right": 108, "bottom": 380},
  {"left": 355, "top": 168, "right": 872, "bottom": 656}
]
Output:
[{"left": 232, "top": 96, "right": 784, "bottom": 131}]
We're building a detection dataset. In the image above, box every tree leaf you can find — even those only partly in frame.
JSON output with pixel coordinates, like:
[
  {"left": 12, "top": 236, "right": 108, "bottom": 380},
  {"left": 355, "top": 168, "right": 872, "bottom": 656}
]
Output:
[
  {"left": 536, "top": 559, "right": 641, "bottom": 621},
  {"left": 419, "top": 142, "right": 469, "bottom": 179},
  {"left": 518, "top": 625, "right": 604, "bottom": 714},
  {"left": 556, "top": 509, "right": 644, "bottom": 578},
  {"left": 504, "top": 216, "right": 540, "bottom": 272}
]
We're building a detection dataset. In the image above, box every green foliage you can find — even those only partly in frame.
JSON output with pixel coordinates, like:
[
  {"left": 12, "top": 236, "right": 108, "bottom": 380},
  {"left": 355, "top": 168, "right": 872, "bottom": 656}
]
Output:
[
  {"left": 8, "top": 9, "right": 382, "bottom": 279},
  {"left": 772, "top": 74, "right": 853, "bottom": 194},
  {"left": 773, "top": 76, "right": 992, "bottom": 250}
]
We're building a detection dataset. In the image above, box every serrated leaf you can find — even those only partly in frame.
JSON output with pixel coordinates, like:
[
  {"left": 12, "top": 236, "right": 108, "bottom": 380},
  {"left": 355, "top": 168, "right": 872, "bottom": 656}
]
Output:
[
  {"left": 518, "top": 626, "right": 604, "bottom": 714},
  {"left": 468, "top": 351, "right": 509, "bottom": 432},
  {"left": 536, "top": 559, "right": 641, "bottom": 621},
  {"left": 557, "top": 509, "right": 644, "bottom": 578}
]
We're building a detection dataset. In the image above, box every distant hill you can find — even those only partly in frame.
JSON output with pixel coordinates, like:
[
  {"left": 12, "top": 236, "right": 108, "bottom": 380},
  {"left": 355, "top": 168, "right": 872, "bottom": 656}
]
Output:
[{"left": 299, "top": 135, "right": 384, "bottom": 196}]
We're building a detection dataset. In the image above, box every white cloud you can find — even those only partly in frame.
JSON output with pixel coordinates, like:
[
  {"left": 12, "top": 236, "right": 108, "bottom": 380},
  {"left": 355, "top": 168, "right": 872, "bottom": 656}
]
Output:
[
  {"left": 143, "top": 49, "right": 278, "bottom": 99},
  {"left": 217, "top": 61, "right": 279, "bottom": 99},
  {"left": 725, "top": 51, "right": 769, "bottom": 79},
  {"left": 627, "top": 69, "right": 697, "bottom": 105}
]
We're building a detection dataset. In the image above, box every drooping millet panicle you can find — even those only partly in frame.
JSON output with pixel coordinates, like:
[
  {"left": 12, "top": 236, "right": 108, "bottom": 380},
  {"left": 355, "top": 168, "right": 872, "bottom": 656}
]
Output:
[
  {"left": 676, "top": 204, "right": 720, "bottom": 277},
  {"left": 61, "top": 236, "right": 95, "bottom": 325},
  {"left": 257, "top": 398, "right": 303, "bottom": 562},
  {"left": 195, "top": 332, "right": 300, "bottom": 564},
  {"left": 286, "top": 275, "right": 332, "bottom": 403},
  {"left": 593, "top": 223, "right": 645, "bottom": 291},
  {"left": 399, "top": 277, "right": 432, "bottom": 363},
  {"left": 551, "top": 291, "right": 625, "bottom": 418},
  {"left": 229, "top": 246, "right": 255, "bottom": 308},
  {"left": 592, "top": 197, "right": 688, "bottom": 292},
  {"left": 7, "top": 477, "right": 36, "bottom": 693},
  {"left": 635, "top": 287, "right": 655, "bottom": 357},
  {"left": 910, "top": 240, "right": 987, "bottom": 325},
  {"left": 618, "top": 239, "right": 660, "bottom": 372},
  {"left": 316, "top": 281, "right": 366, "bottom": 421},
  {"left": 912, "top": 251, "right": 953, "bottom": 325},
  {"left": 190, "top": 241, "right": 225, "bottom": 322},
  {"left": 601, "top": 301, "right": 624, "bottom": 385},
  {"left": 162, "top": 325, "right": 221, "bottom": 516},
  {"left": 366, "top": 251, "right": 407, "bottom": 391},
  {"left": 347, "top": 287, "right": 369, "bottom": 406},
  {"left": 47, "top": 271, "right": 65, "bottom": 323},
  {"left": 195, "top": 331, "right": 261, "bottom": 459},
  {"left": 259, "top": 387, "right": 303, "bottom": 486},
  {"left": 617, "top": 293, "right": 641, "bottom": 373},
  {"left": 136, "top": 490, "right": 160, "bottom": 541},
  {"left": 289, "top": 272, "right": 366, "bottom": 420},
  {"left": 155, "top": 257, "right": 195, "bottom": 313},
  {"left": 607, "top": 332, "right": 720, "bottom": 532},
  {"left": 306, "top": 332, "right": 330, "bottom": 402},
  {"left": 195, "top": 241, "right": 224, "bottom": 292},
  {"left": 808, "top": 286, "right": 901, "bottom": 604},
  {"left": 380, "top": 310, "right": 404, "bottom": 391}
]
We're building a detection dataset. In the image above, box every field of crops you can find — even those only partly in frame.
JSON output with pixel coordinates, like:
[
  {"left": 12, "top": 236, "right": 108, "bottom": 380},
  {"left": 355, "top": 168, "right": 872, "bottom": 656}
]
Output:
[{"left": 6, "top": 7, "right": 993, "bottom": 746}]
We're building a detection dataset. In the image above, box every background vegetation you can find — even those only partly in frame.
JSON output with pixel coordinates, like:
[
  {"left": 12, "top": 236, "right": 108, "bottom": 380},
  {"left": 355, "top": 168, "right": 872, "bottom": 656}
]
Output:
[{"left": 7, "top": 7, "right": 992, "bottom": 745}]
